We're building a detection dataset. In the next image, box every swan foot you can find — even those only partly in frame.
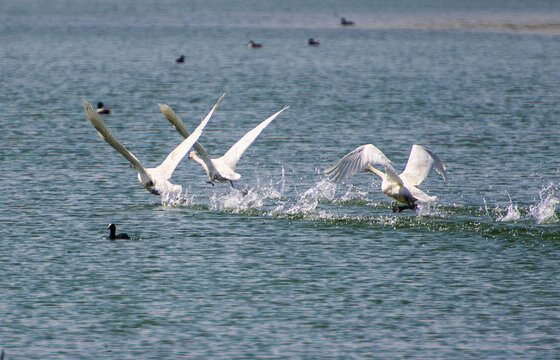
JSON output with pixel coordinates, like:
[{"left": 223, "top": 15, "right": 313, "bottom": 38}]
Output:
[
  {"left": 206, "top": 180, "right": 215, "bottom": 187},
  {"left": 392, "top": 203, "right": 417, "bottom": 212}
]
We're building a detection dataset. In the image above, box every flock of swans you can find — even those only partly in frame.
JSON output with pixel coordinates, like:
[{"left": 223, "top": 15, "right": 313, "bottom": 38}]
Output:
[{"left": 83, "top": 95, "right": 447, "bottom": 212}]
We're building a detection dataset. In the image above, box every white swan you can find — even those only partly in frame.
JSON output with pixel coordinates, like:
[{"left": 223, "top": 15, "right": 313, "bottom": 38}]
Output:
[
  {"left": 325, "top": 144, "right": 446, "bottom": 211},
  {"left": 82, "top": 96, "right": 223, "bottom": 195},
  {"left": 158, "top": 100, "right": 289, "bottom": 186}
]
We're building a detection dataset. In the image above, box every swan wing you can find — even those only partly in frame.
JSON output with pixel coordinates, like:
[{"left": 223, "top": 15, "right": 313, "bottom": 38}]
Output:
[
  {"left": 407, "top": 184, "right": 437, "bottom": 203},
  {"left": 400, "top": 144, "right": 446, "bottom": 186},
  {"left": 324, "top": 144, "right": 395, "bottom": 182},
  {"left": 83, "top": 99, "right": 147, "bottom": 174},
  {"left": 155, "top": 98, "right": 218, "bottom": 180},
  {"left": 157, "top": 93, "right": 225, "bottom": 159},
  {"left": 218, "top": 105, "right": 289, "bottom": 171}
]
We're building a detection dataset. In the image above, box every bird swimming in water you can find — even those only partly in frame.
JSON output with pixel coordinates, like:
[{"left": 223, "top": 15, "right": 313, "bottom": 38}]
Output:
[
  {"left": 248, "top": 40, "right": 262, "bottom": 48},
  {"left": 158, "top": 99, "right": 289, "bottom": 187},
  {"left": 97, "top": 102, "right": 110, "bottom": 114},
  {"left": 325, "top": 144, "right": 446, "bottom": 212},
  {"left": 340, "top": 17, "right": 355, "bottom": 26},
  {"left": 83, "top": 95, "right": 222, "bottom": 195},
  {"left": 107, "top": 223, "right": 130, "bottom": 240},
  {"left": 308, "top": 38, "right": 320, "bottom": 46},
  {"left": 176, "top": 55, "right": 185, "bottom": 63}
]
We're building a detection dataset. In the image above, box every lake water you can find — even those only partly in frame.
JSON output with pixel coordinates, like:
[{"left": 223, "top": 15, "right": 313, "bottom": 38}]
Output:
[{"left": 1, "top": 0, "right": 560, "bottom": 358}]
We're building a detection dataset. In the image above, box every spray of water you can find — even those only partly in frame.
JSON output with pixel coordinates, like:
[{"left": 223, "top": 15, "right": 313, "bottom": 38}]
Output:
[
  {"left": 496, "top": 195, "right": 521, "bottom": 222},
  {"left": 529, "top": 184, "right": 559, "bottom": 224}
]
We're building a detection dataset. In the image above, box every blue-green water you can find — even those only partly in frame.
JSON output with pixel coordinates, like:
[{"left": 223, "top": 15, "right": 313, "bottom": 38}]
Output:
[{"left": 1, "top": 1, "right": 560, "bottom": 358}]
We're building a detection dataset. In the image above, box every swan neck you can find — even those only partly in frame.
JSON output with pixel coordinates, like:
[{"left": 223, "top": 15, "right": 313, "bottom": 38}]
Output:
[
  {"left": 191, "top": 152, "right": 210, "bottom": 174},
  {"left": 366, "top": 164, "right": 385, "bottom": 179}
]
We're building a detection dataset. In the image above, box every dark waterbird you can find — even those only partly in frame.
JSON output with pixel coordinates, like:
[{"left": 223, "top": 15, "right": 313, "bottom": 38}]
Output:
[
  {"left": 308, "top": 38, "right": 320, "bottom": 46},
  {"left": 107, "top": 223, "right": 130, "bottom": 240},
  {"left": 176, "top": 55, "right": 185, "bottom": 63},
  {"left": 248, "top": 40, "right": 262, "bottom": 48},
  {"left": 96, "top": 102, "right": 110, "bottom": 114},
  {"left": 341, "top": 17, "right": 355, "bottom": 26}
]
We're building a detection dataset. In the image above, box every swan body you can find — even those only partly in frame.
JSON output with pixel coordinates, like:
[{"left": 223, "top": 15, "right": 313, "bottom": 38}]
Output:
[
  {"left": 325, "top": 144, "right": 446, "bottom": 209},
  {"left": 159, "top": 99, "right": 289, "bottom": 186},
  {"left": 83, "top": 96, "right": 223, "bottom": 195}
]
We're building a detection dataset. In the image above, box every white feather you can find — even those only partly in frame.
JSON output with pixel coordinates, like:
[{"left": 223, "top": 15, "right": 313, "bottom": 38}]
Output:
[
  {"left": 159, "top": 98, "right": 289, "bottom": 185},
  {"left": 83, "top": 97, "right": 220, "bottom": 195},
  {"left": 325, "top": 143, "right": 446, "bottom": 205}
]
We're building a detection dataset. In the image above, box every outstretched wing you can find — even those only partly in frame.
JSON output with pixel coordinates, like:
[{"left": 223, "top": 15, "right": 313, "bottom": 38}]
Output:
[
  {"left": 400, "top": 144, "right": 446, "bottom": 186},
  {"left": 218, "top": 105, "right": 289, "bottom": 171},
  {"left": 157, "top": 93, "right": 225, "bottom": 159},
  {"left": 324, "top": 144, "right": 395, "bottom": 183},
  {"left": 83, "top": 99, "right": 146, "bottom": 173},
  {"left": 155, "top": 96, "right": 222, "bottom": 180}
]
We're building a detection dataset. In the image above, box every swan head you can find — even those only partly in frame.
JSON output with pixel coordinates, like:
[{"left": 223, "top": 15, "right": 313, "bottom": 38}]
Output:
[
  {"left": 136, "top": 171, "right": 160, "bottom": 195},
  {"left": 146, "top": 180, "right": 160, "bottom": 195},
  {"left": 188, "top": 150, "right": 196, "bottom": 159}
]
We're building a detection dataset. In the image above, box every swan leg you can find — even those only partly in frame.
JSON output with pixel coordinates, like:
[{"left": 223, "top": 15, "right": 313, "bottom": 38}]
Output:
[
  {"left": 392, "top": 203, "right": 417, "bottom": 213},
  {"left": 230, "top": 180, "right": 234, "bottom": 188}
]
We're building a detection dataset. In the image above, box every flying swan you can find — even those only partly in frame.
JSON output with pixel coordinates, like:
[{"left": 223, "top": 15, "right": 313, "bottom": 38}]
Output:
[
  {"left": 325, "top": 144, "right": 447, "bottom": 211},
  {"left": 158, "top": 99, "right": 289, "bottom": 186},
  {"left": 82, "top": 96, "right": 223, "bottom": 195}
]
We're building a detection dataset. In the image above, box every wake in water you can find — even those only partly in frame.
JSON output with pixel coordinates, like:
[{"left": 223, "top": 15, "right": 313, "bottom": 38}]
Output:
[{"left": 158, "top": 169, "right": 558, "bottom": 240}]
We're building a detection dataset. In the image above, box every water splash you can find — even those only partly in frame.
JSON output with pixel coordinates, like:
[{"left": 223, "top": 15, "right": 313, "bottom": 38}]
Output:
[
  {"left": 209, "top": 172, "right": 286, "bottom": 213},
  {"left": 496, "top": 195, "right": 521, "bottom": 222},
  {"left": 285, "top": 179, "right": 336, "bottom": 215},
  {"left": 339, "top": 185, "right": 369, "bottom": 203},
  {"left": 415, "top": 202, "right": 444, "bottom": 217},
  {"left": 529, "top": 184, "right": 559, "bottom": 224},
  {"left": 160, "top": 188, "right": 194, "bottom": 207}
]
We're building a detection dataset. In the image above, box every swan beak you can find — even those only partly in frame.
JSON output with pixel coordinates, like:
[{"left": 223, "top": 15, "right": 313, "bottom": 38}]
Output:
[{"left": 150, "top": 188, "right": 161, "bottom": 195}]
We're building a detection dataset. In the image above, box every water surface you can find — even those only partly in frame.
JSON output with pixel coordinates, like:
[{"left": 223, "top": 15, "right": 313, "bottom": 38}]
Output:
[{"left": 1, "top": 0, "right": 559, "bottom": 358}]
